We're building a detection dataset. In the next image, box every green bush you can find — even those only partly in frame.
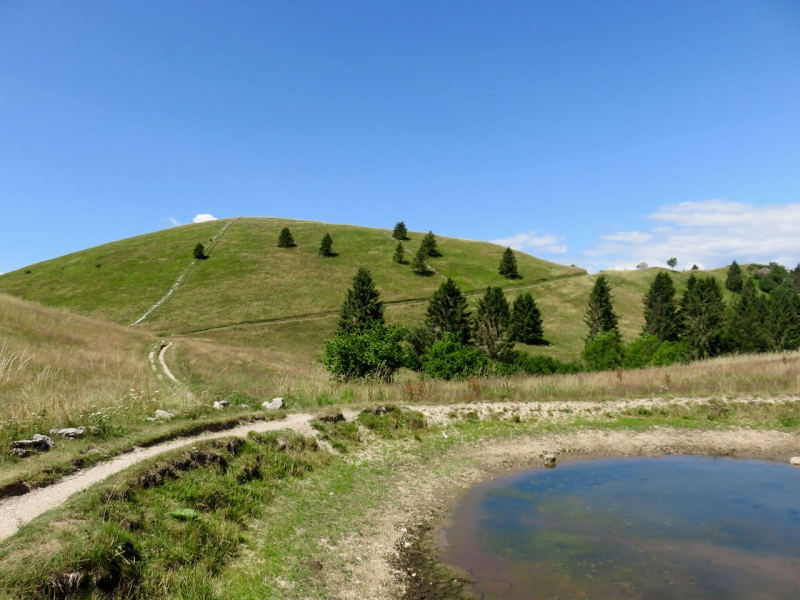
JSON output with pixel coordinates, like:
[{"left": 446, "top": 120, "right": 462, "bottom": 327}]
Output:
[
  {"left": 582, "top": 331, "right": 625, "bottom": 371},
  {"left": 495, "top": 352, "right": 581, "bottom": 376},
  {"left": 623, "top": 334, "right": 662, "bottom": 369},
  {"left": 321, "top": 324, "right": 407, "bottom": 381},
  {"left": 421, "top": 335, "right": 490, "bottom": 380},
  {"left": 650, "top": 340, "right": 692, "bottom": 366}
]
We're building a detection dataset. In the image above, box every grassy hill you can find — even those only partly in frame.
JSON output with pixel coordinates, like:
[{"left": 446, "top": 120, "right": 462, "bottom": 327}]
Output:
[{"left": 0, "top": 217, "right": 584, "bottom": 334}]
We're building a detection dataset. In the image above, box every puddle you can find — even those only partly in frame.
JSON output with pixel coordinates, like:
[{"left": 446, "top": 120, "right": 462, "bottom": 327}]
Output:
[{"left": 439, "top": 456, "right": 800, "bottom": 599}]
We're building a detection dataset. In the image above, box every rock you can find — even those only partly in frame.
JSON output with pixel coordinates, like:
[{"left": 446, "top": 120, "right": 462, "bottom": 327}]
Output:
[
  {"left": 790, "top": 457, "right": 800, "bottom": 466},
  {"left": 262, "top": 398, "right": 284, "bottom": 410},
  {"left": 10, "top": 434, "right": 55, "bottom": 457},
  {"left": 212, "top": 400, "right": 230, "bottom": 410},
  {"left": 319, "top": 412, "right": 345, "bottom": 423},
  {"left": 49, "top": 427, "right": 85, "bottom": 439},
  {"left": 154, "top": 410, "right": 175, "bottom": 420},
  {"left": 543, "top": 453, "right": 557, "bottom": 467},
  {"left": 363, "top": 405, "right": 392, "bottom": 415}
]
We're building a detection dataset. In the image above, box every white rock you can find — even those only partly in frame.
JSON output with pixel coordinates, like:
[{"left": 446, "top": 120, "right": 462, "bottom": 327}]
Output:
[
  {"left": 543, "top": 453, "right": 557, "bottom": 466},
  {"left": 212, "top": 401, "right": 229, "bottom": 410},
  {"left": 790, "top": 457, "right": 800, "bottom": 466},
  {"left": 154, "top": 410, "right": 174, "bottom": 420},
  {"left": 262, "top": 398, "right": 284, "bottom": 410},
  {"left": 49, "top": 427, "right": 85, "bottom": 439}
]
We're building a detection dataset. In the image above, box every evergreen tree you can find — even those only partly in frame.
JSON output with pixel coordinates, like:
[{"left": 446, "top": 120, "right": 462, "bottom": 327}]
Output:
[
  {"left": 691, "top": 264, "right": 699, "bottom": 270},
  {"left": 642, "top": 272, "right": 679, "bottom": 341},
  {"left": 473, "top": 287, "right": 514, "bottom": 360},
  {"left": 726, "top": 260, "right": 744, "bottom": 293},
  {"left": 392, "top": 221, "right": 409, "bottom": 240},
  {"left": 791, "top": 263, "right": 800, "bottom": 295},
  {"left": 277, "top": 227, "right": 296, "bottom": 248},
  {"left": 338, "top": 268, "right": 385, "bottom": 332},
  {"left": 420, "top": 231, "right": 442, "bottom": 257},
  {"left": 318, "top": 233, "right": 334, "bottom": 257},
  {"left": 724, "top": 277, "right": 766, "bottom": 353},
  {"left": 193, "top": 243, "right": 207, "bottom": 260},
  {"left": 509, "top": 292, "right": 544, "bottom": 345},
  {"left": 762, "top": 284, "right": 800, "bottom": 351},
  {"left": 498, "top": 247, "right": 521, "bottom": 279},
  {"left": 393, "top": 241, "right": 406, "bottom": 264},
  {"left": 425, "top": 278, "right": 471, "bottom": 344},
  {"left": 680, "top": 276, "right": 725, "bottom": 359},
  {"left": 411, "top": 244, "right": 429, "bottom": 275},
  {"left": 584, "top": 275, "right": 619, "bottom": 342}
]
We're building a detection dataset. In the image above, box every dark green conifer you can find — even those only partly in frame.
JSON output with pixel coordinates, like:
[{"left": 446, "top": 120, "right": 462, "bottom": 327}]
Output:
[
  {"left": 277, "top": 227, "right": 296, "bottom": 248},
  {"left": 411, "top": 244, "right": 429, "bottom": 275},
  {"left": 584, "top": 275, "right": 619, "bottom": 342},
  {"left": 724, "top": 277, "right": 766, "bottom": 353},
  {"left": 473, "top": 287, "right": 513, "bottom": 360},
  {"left": 790, "top": 263, "right": 800, "bottom": 294},
  {"left": 420, "top": 231, "right": 441, "bottom": 257},
  {"left": 392, "top": 221, "right": 409, "bottom": 240},
  {"left": 762, "top": 284, "right": 800, "bottom": 351},
  {"left": 510, "top": 293, "right": 544, "bottom": 345},
  {"left": 642, "top": 272, "right": 679, "bottom": 341},
  {"left": 498, "top": 247, "right": 520, "bottom": 279},
  {"left": 726, "top": 260, "right": 743, "bottom": 293},
  {"left": 425, "top": 278, "right": 471, "bottom": 344},
  {"left": 318, "top": 233, "right": 334, "bottom": 257},
  {"left": 193, "top": 243, "right": 207, "bottom": 260},
  {"left": 680, "top": 276, "right": 725, "bottom": 359},
  {"left": 393, "top": 241, "right": 406, "bottom": 264},
  {"left": 338, "top": 268, "right": 385, "bottom": 332}
]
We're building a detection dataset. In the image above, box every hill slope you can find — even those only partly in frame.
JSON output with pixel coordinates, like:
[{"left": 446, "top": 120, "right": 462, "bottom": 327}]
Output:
[{"left": 0, "top": 217, "right": 584, "bottom": 334}]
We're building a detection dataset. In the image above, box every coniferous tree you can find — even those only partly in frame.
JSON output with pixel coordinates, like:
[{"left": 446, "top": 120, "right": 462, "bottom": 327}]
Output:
[
  {"left": 762, "top": 284, "right": 800, "bottom": 351},
  {"left": 509, "top": 293, "right": 544, "bottom": 345},
  {"left": 411, "top": 244, "right": 429, "bottom": 275},
  {"left": 318, "top": 233, "right": 334, "bottom": 257},
  {"left": 338, "top": 267, "right": 385, "bottom": 332},
  {"left": 584, "top": 275, "right": 619, "bottom": 342},
  {"left": 725, "top": 277, "right": 766, "bottom": 353},
  {"left": 642, "top": 272, "right": 679, "bottom": 341},
  {"left": 726, "top": 261, "right": 744, "bottom": 293},
  {"left": 277, "top": 227, "right": 296, "bottom": 248},
  {"left": 691, "top": 264, "right": 699, "bottom": 270},
  {"left": 193, "top": 243, "right": 207, "bottom": 260},
  {"left": 425, "top": 278, "right": 471, "bottom": 344},
  {"left": 498, "top": 247, "right": 520, "bottom": 279},
  {"left": 680, "top": 276, "right": 725, "bottom": 359},
  {"left": 420, "top": 231, "right": 442, "bottom": 257},
  {"left": 392, "top": 221, "right": 409, "bottom": 240},
  {"left": 393, "top": 241, "right": 405, "bottom": 264},
  {"left": 791, "top": 263, "right": 800, "bottom": 295},
  {"left": 473, "top": 287, "right": 514, "bottom": 360}
]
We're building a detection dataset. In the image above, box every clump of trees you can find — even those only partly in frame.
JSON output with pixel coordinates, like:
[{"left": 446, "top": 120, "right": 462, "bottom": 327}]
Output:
[
  {"left": 277, "top": 227, "right": 296, "bottom": 248},
  {"left": 498, "top": 247, "right": 520, "bottom": 279}
]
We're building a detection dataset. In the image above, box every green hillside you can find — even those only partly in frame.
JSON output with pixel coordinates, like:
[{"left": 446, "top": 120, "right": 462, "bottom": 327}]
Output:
[{"left": 0, "top": 217, "right": 584, "bottom": 334}]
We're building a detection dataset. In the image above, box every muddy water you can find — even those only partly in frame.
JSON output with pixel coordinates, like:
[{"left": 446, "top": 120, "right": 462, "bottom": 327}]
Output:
[{"left": 439, "top": 457, "right": 800, "bottom": 599}]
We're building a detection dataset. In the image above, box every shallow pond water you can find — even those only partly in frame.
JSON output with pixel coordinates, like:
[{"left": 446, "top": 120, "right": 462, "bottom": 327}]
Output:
[{"left": 439, "top": 456, "right": 800, "bottom": 599}]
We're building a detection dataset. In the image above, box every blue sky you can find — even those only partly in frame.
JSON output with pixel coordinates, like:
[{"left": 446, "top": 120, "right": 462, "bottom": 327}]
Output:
[{"left": 1, "top": 0, "right": 799, "bottom": 274}]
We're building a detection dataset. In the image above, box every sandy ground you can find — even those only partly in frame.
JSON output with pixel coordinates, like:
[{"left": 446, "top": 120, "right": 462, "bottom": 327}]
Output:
[{"left": 326, "top": 424, "right": 800, "bottom": 600}]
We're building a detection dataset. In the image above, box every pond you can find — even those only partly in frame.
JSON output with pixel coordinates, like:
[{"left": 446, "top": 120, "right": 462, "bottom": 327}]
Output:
[{"left": 439, "top": 456, "right": 800, "bottom": 599}]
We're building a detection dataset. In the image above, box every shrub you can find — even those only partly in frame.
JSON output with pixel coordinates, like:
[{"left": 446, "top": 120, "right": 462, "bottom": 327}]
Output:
[
  {"left": 650, "top": 340, "right": 692, "bottom": 366},
  {"left": 582, "top": 331, "right": 625, "bottom": 371},
  {"left": 321, "top": 324, "right": 407, "bottom": 381},
  {"left": 421, "top": 335, "right": 490, "bottom": 380},
  {"left": 623, "top": 334, "right": 662, "bottom": 369},
  {"left": 193, "top": 243, "right": 207, "bottom": 260},
  {"left": 496, "top": 352, "right": 581, "bottom": 376}
]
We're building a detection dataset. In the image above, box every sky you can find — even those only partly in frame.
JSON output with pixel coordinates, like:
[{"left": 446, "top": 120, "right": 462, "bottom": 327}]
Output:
[{"left": 1, "top": 0, "right": 799, "bottom": 274}]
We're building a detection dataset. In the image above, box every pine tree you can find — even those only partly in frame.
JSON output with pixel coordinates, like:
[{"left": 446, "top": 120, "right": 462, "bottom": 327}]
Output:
[
  {"left": 726, "top": 260, "right": 743, "bottom": 293},
  {"left": 498, "top": 247, "right": 520, "bottom": 279},
  {"left": 425, "top": 278, "right": 471, "bottom": 344},
  {"left": 691, "top": 264, "right": 699, "bottom": 270},
  {"left": 584, "top": 275, "right": 619, "bottom": 342},
  {"left": 411, "top": 244, "right": 429, "bottom": 275},
  {"left": 392, "top": 221, "right": 409, "bottom": 240},
  {"left": 680, "top": 276, "right": 725, "bottom": 359},
  {"left": 338, "top": 268, "right": 385, "bottom": 332},
  {"left": 762, "top": 285, "right": 800, "bottom": 351},
  {"left": 642, "top": 272, "right": 679, "bottom": 341},
  {"left": 277, "top": 227, "right": 296, "bottom": 248},
  {"left": 420, "top": 231, "right": 441, "bottom": 257},
  {"left": 791, "top": 263, "right": 800, "bottom": 294},
  {"left": 393, "top": 241, "right": 405, "bottom": 264},
  {"left": 724, "top": 277, "right": 766, "bottom": 353},
  {"left": 509, "top": 293, "right": 544, "bottom": 345},
  {"left": 193, "top": 243, "right": 207, "bottom": 260},
  {"left": 318, "top": 233, "right": 334, "bottom": 257},
  {"left": 473, "top": 287, "right": 513, "bottom": 360}
]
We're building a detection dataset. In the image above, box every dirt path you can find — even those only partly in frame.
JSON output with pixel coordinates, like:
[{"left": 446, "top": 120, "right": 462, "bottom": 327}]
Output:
[
  {"left": 158, "top": 342, "right": 179, "bottom": 383},
  {"left": 0, "top": 413, "right": 315, "bottom": 542}
]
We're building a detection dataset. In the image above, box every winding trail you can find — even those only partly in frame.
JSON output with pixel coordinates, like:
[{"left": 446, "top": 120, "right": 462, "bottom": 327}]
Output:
[
  {"left": 0, "top": 413, "right": 315, "bottom": 543},
  {"left": 158, "top": 342, "right": 179, "bottom": 383}
]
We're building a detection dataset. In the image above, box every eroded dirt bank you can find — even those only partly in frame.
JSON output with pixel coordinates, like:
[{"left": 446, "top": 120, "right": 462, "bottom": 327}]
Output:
[{"left": 327, "top": 427, "right": 800, "bottom": 600}]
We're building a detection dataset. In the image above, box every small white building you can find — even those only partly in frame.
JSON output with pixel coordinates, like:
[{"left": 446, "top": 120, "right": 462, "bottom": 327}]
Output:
[{"left": 636, "top": 262, "right": 648, "bottom": 270}]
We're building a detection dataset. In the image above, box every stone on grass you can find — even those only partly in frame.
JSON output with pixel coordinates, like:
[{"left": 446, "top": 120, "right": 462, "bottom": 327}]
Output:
[
  {"left": 10, "top": 434, "right": 55, "bottom": 458},
  {"left": 154, "top": 410, "right": 175, "bottom": 420},
  {"left": 543, "top": 453, "right": 557, "bottom": 467},
  {"left": 262, "top": 398, "right": 284, "bottom": 410},
  {"left": 790, "top": 457, "right": 800, "bottom": 466},
  {"left": 212, "top": 400, "right": 230, "bottom": 410},
  {"left": 49, "top": 427, "right": 85, "bottom": 439}
]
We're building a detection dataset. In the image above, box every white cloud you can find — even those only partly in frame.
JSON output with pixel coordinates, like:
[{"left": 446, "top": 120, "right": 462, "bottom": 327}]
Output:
[
  {"left": 193, "top": 213, "right": 217, "bottom": 223},
  {"left": 168, "top": 217, "right": 182, "bottom": 227},
  {"left": 585, "top": 199, "right": 800, "bottom": 271},
  {"left": 490, "top": 231, "right": 567, "bottom": 254}
]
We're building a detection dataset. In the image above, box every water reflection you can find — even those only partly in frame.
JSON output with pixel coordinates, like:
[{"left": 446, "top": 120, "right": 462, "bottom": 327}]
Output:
[{"left": 440, "top": 457, "right": 800, "bottom": 599}]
